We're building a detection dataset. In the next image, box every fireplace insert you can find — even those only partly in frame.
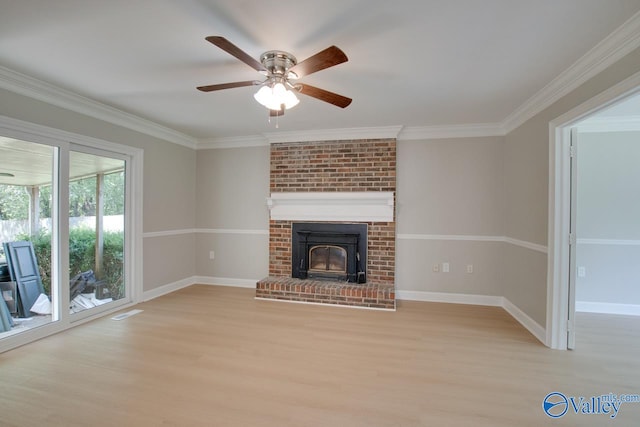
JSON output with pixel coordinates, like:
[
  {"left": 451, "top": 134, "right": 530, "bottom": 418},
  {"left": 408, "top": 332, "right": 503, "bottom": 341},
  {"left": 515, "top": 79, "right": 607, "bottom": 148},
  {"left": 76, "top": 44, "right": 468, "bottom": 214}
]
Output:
[{"left": 291, "top": 222, "right": 367, "bottom": 283}]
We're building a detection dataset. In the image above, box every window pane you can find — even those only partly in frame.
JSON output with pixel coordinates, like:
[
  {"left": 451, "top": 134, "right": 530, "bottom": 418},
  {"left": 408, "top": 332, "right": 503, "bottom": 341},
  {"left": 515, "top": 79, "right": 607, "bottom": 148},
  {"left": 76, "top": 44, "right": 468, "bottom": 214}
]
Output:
[
  {"left": 69, "top": 151, "right": 125, "bottom": 314},
  {"left": 0, "top": 137, "right": 56, "bottom": 338}
]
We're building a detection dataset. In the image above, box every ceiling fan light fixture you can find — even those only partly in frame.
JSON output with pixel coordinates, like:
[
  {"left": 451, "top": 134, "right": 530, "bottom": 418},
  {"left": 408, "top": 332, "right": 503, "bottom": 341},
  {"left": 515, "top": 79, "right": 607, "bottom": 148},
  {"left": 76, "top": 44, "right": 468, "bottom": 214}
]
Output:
[
  {"left": 254, "top": 81, "right": 299, "bottom": 110},
  {"left": 253, "top": 85, "right": 272, "bottom": 106},
  {"left": 283, "top": 89, "right": 300, "bottom": 109},
  {"left": 273, "top": 82, "right": 287, "bottom": 98}
]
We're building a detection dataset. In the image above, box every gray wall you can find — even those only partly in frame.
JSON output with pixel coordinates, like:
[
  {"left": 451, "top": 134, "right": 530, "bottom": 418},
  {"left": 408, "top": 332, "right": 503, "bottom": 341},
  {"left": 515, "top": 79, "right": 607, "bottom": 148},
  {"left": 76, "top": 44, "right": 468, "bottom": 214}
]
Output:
[
  {"left": 0, "top": 88, "right": 197, "bottom": 293},
  {"left": 503, "top": 115, "right": 551, "bottom": 326},
  {"left": 195, "top": 146, "right": 270, "bottom": 281},
  {"left": 575, "top": 131, "right": 640, "bottom": 305},
  {"left": 396, "top": 137, "right": 505, "bottom": 296}
]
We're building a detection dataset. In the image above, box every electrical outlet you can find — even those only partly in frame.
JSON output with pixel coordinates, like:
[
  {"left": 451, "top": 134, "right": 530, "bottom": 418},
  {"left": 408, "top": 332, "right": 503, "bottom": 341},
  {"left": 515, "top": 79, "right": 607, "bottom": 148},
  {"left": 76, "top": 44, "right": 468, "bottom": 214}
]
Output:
[
  {"left": 433, "top": 264, "right": 440, "bottom": 273},
  {"left": 466, "top": 264, "right": 473, "bottom": 274},
  {"left": 577, "top": 266, "right": 586, "bottom": 278},
  {"left": 442, "top": 262, "right": 450, "bottom": 273},
  {"left": 209, "top": 251, "right": 215, "bottom": 260}
]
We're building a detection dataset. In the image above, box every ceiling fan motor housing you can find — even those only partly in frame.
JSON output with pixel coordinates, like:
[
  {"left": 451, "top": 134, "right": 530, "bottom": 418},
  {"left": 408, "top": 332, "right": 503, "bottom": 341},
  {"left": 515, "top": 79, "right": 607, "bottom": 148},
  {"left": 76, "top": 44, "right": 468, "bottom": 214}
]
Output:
[{"left": 260, "top": 51, "right": 298, "bottom": 79}]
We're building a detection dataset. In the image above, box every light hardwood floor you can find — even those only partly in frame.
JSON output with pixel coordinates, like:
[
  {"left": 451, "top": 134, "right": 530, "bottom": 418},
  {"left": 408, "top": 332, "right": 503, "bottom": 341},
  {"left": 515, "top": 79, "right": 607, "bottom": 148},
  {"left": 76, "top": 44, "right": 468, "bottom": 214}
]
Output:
[{"left": 0, "top": 285, "right": 639, "bottom": 426}]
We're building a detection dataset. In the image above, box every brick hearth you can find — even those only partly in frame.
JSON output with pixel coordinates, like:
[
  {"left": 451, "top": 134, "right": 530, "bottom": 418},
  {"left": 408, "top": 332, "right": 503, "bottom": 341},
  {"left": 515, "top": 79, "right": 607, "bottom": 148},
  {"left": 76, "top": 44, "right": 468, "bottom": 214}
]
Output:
[
  {"left": 256, "top": 277, "right": 395, "bottom": 310},
  {"left": 258, "top": 138, "right": 397, "bottom": 310}
]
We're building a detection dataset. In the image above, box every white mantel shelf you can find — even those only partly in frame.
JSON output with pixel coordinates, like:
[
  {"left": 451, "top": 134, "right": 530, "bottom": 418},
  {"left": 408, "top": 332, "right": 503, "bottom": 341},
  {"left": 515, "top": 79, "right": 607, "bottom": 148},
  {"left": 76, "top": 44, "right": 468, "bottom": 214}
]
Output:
[{"left": 267, "top": 192, "right": 395, "bottom": 222}]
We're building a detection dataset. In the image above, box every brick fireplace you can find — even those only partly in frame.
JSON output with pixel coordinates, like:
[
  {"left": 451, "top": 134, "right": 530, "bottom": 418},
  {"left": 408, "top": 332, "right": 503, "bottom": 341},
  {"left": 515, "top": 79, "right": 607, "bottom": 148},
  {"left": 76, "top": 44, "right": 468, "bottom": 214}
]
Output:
[{"left": 256, "top": 139, "right": 396, "bottom": 309}]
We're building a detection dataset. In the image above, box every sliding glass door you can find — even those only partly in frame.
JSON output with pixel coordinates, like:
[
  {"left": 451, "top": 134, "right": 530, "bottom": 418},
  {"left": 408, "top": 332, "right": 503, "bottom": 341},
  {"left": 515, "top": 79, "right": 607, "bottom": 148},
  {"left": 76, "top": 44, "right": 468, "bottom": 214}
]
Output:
[
  {"left": 68, "top": 149, "right": 128, "bottom": 317},
  {"left": 0, "top": 121, "right": 140, "bottom": 348}
]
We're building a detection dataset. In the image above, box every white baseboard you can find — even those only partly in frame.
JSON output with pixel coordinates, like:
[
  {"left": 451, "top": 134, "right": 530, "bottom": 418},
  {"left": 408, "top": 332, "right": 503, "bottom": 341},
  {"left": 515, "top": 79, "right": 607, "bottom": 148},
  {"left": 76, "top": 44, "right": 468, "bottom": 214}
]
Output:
[
  {"left": 576, "top": 301, "right": 640, "bottom": 316},
  {"left": 502, "top": 298, "right": 546, "bottom": 344},
  {"left": 396, "top": 290, "right": 503, "bottom": 306},
  {"left": 194, "top": 276, "right": 258, "bottom": 288},
  {"left": 141, "top": 277, "right": 195, "bottom": 301},
  {"left": 141, "top": 276, "right": 258, "bottom": 302},
  {"left": 397, "top": 290, "right": 546, "bottom": 345}
]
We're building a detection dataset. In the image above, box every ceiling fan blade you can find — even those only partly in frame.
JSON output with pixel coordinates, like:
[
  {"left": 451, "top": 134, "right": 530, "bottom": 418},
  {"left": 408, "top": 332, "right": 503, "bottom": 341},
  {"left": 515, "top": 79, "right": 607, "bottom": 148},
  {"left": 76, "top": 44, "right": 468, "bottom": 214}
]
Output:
[
  {"left": 295, "top": 84, "right": 352, "bottom": 108},
  {"left": 205, "top": 36, "right": 266, "bottom": 72},
  {"left": 288, "top": 46, "right": 348, "bottom": 78},
  {"left": 197, "top": 80, "right": 259, "bottom": 92}
]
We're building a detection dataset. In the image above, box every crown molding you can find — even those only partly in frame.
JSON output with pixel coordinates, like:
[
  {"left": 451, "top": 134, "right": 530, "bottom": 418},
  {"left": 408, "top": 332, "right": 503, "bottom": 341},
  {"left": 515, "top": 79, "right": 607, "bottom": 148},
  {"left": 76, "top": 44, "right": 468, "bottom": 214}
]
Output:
[
  {"left": 397, "top": 123, "right": 505, "bottom": 141},
  {"left": 0, "top": 66, "right": 198, "bottom": 149},
  {"left": 264, "top": 125, "right": 403, "bottom": 144},
  {"left": 197, "top": 135, "right": 268, "bottom": 149},
  {"left": 197, "top": 126, "right": 404, "bottom": 148},
  {"left": 501, "top": 11, "right": 640, "bottom": 134},
  {"left": 577, "top": 115, "right": 640, "bottom": 133}
]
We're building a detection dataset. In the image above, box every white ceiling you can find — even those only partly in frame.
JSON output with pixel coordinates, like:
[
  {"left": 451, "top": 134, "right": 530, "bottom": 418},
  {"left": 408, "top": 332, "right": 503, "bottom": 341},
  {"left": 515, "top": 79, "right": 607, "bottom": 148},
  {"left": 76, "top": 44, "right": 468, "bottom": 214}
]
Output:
[{"left": 1, "top": 0, "right": 640, "bottom": 141}]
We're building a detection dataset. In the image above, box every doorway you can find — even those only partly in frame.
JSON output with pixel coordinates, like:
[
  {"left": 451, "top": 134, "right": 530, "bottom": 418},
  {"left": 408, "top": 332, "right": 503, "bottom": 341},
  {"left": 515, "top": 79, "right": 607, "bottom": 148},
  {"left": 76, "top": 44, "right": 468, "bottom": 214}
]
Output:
[{"left": 547, "top": 72, "right": 640, "bottom": 350}]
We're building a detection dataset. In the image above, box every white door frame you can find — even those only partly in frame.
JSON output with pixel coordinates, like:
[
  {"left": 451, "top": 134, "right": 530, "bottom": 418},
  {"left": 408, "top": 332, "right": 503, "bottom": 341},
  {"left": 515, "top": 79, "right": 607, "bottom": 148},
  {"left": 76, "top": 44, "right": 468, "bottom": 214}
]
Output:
[{"left": 546, "top": 70, "right": 640, "bottom": 349}]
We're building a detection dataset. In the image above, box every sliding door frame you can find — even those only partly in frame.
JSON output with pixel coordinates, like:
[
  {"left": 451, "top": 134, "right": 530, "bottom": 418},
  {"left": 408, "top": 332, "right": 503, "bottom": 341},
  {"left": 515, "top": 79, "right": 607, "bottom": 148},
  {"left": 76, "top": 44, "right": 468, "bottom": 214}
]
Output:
[{"left": 0, "top": 115, "right": 143, "bottom": 353}]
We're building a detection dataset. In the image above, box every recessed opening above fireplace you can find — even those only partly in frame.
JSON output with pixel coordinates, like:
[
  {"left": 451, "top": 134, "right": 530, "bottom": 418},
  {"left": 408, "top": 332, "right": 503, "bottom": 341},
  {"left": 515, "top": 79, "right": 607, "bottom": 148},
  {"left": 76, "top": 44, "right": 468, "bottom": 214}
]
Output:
[{"left": 291, "top": 222, "right": 367, "bottom": 283}]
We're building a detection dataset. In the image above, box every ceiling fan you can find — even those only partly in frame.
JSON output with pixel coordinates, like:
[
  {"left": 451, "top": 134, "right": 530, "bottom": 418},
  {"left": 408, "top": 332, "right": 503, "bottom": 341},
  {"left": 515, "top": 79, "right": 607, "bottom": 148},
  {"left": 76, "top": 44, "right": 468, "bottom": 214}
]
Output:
[{"left": 197, "top": 36, "right": 352, "bottom": 117}]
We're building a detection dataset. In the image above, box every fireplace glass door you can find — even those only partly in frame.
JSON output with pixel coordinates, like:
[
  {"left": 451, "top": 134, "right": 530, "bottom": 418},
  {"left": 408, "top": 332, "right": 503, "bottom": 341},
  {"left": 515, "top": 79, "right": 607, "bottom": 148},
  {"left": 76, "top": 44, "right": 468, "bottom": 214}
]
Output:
[{"left": 309, "top": 245, "right": 347, "bottom": 275}]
